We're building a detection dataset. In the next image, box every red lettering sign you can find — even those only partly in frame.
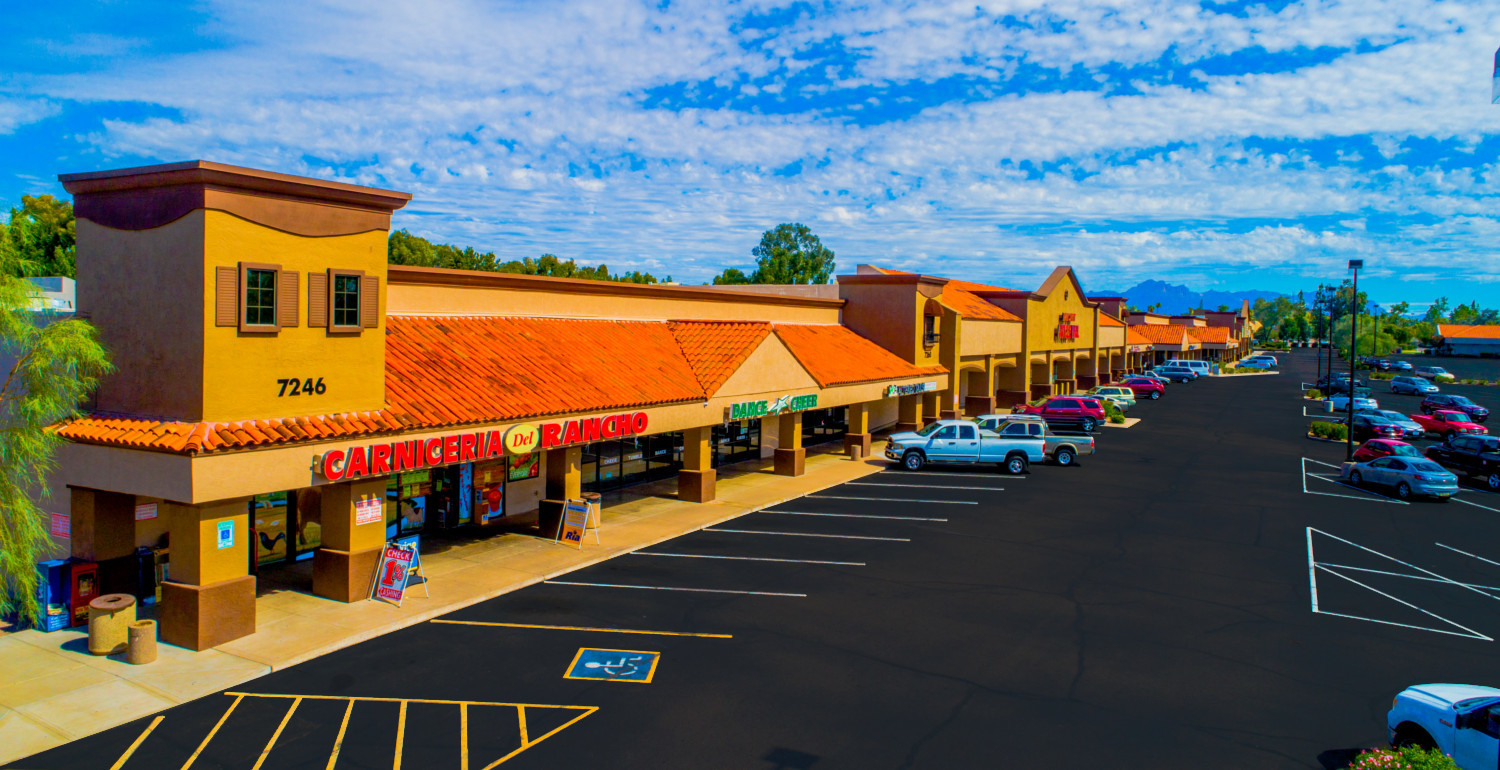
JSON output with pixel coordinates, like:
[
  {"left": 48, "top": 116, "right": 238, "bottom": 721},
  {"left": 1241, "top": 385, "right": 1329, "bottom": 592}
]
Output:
[{"left": 318, "top": 411, "right": 652, "bottom": 481}]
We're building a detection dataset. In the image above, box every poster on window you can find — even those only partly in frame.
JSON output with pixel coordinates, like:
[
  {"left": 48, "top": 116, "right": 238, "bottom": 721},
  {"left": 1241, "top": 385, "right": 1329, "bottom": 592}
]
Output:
[
  {"left": 508, "top": 452, "right": 540, "bottom": 481},
  {"left": 354, "top": 497, "right": 383, "bottom": 526}
]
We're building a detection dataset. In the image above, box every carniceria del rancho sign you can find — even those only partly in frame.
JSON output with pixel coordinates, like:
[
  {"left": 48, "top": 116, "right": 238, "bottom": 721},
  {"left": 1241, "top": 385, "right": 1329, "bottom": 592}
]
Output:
[{"left": 728, "top": 394, "right": 818, "bottom": 420}]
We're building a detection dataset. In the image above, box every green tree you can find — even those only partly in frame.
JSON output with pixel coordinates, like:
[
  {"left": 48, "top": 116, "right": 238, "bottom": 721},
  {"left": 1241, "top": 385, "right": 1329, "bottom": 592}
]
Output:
[
  {"left": 1216, "top": 304, "right": 1230, "bottom": 312},
  {"left": 0, "top": 274, "right": 111, "bottom": 625},
  {"left": 1424, "top": 297, "right": 1450, "bottom": 324},
  {"left": 747, "top": 223, "right": 835, "bottom": 284},
  {"left": 2, "top": 195, "right": 76, "bottom": 279},
  {"left": 712, "top": 268, "right": 753, "bottom": 285}
]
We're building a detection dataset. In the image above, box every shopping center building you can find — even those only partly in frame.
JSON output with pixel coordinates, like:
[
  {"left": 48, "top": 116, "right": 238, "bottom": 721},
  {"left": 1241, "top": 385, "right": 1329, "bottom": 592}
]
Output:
[{"left": 42, "top": 161, "right": 1207, "bottom": 650}]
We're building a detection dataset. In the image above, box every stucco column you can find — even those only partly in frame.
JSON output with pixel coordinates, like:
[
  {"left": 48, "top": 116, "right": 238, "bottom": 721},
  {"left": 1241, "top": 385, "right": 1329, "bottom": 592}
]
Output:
[
  {"left": 68, "top": 488, "right": 139, "bottom": 595},
  {"left": 843, "top": 402, "right": 872, "bottom": 459},
  {"left": 159, "top": 497, "right": 255, "bottom": 651},
  {"left": 965, "top": 361, "right": 996, "bottom": 416},
  {"left": 678, "top": 426, "right": 715, "bottom": 503},
  {"left": 313, "top": 480, "right": 387, "bottom": 603},
  {"left": 775, "top": 412, "right": 805, "bottom": 476},
  {"left": 540, "top": 445, "right": 583, "bottom": 533},
  {"left": 921, "top": 391, "right": 941, "bottom": 426},
  {"left": 895, "top": 394, "right": 924, "bottom": 433}
]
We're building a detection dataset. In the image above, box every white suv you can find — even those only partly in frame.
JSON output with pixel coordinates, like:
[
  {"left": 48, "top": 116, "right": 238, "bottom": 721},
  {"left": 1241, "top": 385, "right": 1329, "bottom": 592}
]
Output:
[{"left": 1164, "top": 359, "right": 1212, "bottom": 375}]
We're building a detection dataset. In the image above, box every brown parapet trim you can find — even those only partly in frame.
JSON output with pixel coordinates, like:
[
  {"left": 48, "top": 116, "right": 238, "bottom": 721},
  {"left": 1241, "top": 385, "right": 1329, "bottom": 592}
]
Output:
[
  {"left": 835, "top": 273, "right": 949, "bottom": 288},
  {"left": 387, "top": 265, "right": 847, "bottom": 309},
  {"left": 59, "top": 160, "right": 411, "bottom": 208}
]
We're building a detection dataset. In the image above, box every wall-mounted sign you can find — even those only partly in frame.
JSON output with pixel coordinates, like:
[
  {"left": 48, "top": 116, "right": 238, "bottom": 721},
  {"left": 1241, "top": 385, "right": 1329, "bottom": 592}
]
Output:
[
  {"left": 728, "top": 394, "right": 818, "bottom": 421},
  {"left": 885, "top": 381, "right": 938, "bottom": 398},
  {"left": 354, "top": 497, "right": 383, "bottom": 526},
  {"left": 49, "top": 512, "right": 70, "bottom": 538},
  {"left": 1056, "top": 313, "right": 1080, "bottom": 341},
  {"left": 316, "top": 411, "right": 650, "bottom": 482},
  {"left": 502, "top": 424, "right": 540, "bottom": 455},
  {"left": 216, "top": 520, "right": 235, "bottom": 550},
  {"left": 134, "top": 503, "right": 158, "bottom": 521}
]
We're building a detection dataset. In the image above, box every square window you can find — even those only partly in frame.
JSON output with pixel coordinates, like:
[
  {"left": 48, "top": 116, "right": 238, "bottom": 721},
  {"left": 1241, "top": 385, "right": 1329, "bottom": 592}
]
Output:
[
  {"left": 332, "top": 274, "right": 361, "bottom": 328},
  {"left": 244, "top": 268, "right": 277, "bottom": 327}
]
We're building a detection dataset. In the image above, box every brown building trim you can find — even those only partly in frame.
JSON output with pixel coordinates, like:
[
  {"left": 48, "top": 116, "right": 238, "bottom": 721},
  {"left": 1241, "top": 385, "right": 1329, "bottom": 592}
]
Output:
[
  {"left": 59, "top": 160, "right": 410, "bottom": 236},
  {"left": 387, "top": 265, "right": 847, "bottom": 310}
]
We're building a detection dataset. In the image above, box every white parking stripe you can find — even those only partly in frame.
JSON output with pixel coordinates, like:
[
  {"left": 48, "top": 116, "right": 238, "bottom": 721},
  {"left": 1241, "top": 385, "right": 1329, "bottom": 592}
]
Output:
[
  {"left": 1453, "top": 495, "right": 1500, "bottom": 514},
  {"left": 1300, "top": 458, "right": 1409, "bottom": 505},
  {"left": 878, "top": 471, "right": 1025, "bottom": 479},
  {"left": 808, "top": 495, "right": 977, "bottom": 505},
  {"left": 545, "top": 580, "right": 806, "bottom": 597},
  {"left": 703, "top": 528, "right": 910, "bottom": 542},
  {"left": 1436, "top": 543, "right": 1500, "bottom": 569},
  {"left": 1313, "top": 565, "right": 1493, "bottom": 640},
  {"left": 634, "top": 553, "right": 866, "bottom": 566},
  {"left": 1315, "top": 562, "right": 1500, "bottom": 594},
  {"left": 846, "top": 482, "right": 1003, "bottom": 491},
  {"left": 1311, "top": 528, "right": 1500, "bottom": 604},
  {"left": 767, "top": 511, "right": 948, "bottom": 522}
]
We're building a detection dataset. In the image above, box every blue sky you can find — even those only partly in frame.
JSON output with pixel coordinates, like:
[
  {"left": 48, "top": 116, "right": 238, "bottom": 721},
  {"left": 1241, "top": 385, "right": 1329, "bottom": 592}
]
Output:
[{"left": 3, "top": 0, "right": 1499, "bottom": 308}]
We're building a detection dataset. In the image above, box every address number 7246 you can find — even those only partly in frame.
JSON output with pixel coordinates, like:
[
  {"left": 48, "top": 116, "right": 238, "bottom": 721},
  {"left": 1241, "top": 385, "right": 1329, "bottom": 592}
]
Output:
[{"left": 276, "top": 378, "right": 326, "bottom": 397}]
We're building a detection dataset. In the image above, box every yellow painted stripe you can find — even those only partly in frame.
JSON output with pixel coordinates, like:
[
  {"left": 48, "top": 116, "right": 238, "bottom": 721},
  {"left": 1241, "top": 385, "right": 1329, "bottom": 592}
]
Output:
[
  {"left": 251, "top": 697, "right": 301, "bottom": 770},
  {"left": 225, "top": 692, "right": 597, "bottom": 710},
  {"left": 325, "top": 699, "right": 355, "bottom": 770},
  {"left": 516, "top": 706, "right": 528, "bottom": 747},
  {"left": 109, "top": 715, "right": 163, "bottom": 770},
  {"left": 460, "top": 703, "right": 469, "bottom": 770},
  {"left": 480, "top": 707, "right": 598, "bottom": 769},
  {"left": 182, "top": 694, "right": 243, "bottom": 770},
  {"left": 429, "top": 619, "right": 732, "bottom": 639},
  {"left": 393, "top": 701, "right": 407, "bottom": 770}
]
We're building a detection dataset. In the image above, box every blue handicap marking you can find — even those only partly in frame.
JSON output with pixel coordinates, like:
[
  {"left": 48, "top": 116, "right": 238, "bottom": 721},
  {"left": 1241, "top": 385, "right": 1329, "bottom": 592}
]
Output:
[{"left": 565, "top": 648, "right": 661, "bottom": 683}]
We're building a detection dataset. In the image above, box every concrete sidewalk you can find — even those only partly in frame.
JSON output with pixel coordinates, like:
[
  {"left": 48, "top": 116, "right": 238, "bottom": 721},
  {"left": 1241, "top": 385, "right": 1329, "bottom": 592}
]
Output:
[{"left": 0, "top": 444, "right": 890, "bottom": 765}]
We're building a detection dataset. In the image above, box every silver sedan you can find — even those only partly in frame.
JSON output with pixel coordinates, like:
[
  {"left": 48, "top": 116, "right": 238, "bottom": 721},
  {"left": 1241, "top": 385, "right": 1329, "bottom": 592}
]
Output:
[{"left": 1341, "top": 456, "right": 1459, "bottom": 500}]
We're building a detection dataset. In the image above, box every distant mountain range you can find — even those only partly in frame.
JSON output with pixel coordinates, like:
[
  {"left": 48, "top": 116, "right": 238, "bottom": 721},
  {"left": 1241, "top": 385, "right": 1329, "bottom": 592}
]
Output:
[{"left": 1093, "top": 280, "right": 1286, "bottom": 314}]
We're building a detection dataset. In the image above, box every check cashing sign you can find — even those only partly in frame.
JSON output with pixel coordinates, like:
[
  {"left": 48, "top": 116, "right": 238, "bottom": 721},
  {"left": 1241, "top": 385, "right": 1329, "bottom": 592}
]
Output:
[{"left": 372, "top": 543, "right": 416, "bottom": 606}]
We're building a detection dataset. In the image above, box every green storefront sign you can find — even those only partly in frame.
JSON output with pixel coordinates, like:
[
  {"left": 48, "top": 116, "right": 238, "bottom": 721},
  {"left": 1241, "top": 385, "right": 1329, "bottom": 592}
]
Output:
[{"left": 728, "top": 393, "right": 819, "bottom": 421}]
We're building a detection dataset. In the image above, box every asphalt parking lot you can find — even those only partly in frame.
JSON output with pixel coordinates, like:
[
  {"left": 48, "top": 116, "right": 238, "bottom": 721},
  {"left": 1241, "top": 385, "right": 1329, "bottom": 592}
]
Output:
[{"left": 16, "top": 351, "right": 1500, "bottom": 770}]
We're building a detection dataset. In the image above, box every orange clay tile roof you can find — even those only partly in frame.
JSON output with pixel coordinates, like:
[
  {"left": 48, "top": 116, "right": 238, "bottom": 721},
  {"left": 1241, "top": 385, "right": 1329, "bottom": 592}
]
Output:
[
  {"left": 773, "top": 324, "right": 946, "bottom": 387},
  {"left": 383, "top": 316, "right": 706, "bottom": 426},
  {"left": 1126, "top": 328, "right": 1152, "bottom": 346},
  {"left": 1439, "top": 324, "right": 1500, "bottom": 339},
  {"left": 1126, "top": 324, "right": 1191, "bottom": 345},
  {"left": 54, "top": 316, "right": 946, "bottom": 454},
  {"left": 53, "top": 410, "right": 409, "bottom": 454},
  {"left": 1100, "top": 313, "right": 1126, "bottom": 327},
  {"left": 668, "top": 320, "right": 772, "bottom": 395},
  {"left": 1186, "top": 326, "right": 1232, "bottom": 344},
  {"left": 867, "top": 266, "right": 1021, "bottom": 321}
]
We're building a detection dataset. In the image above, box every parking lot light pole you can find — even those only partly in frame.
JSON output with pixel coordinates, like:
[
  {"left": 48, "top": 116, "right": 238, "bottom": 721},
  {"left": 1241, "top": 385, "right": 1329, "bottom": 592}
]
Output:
[{"left": 1347, "top": 260, "right": 1362, "bottom": 460}]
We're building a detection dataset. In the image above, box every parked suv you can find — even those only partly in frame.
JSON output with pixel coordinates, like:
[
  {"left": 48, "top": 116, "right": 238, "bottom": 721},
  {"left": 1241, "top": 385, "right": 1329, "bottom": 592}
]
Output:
[
  {"left": 1016, "top": 396, "right": 1107, "bottom": 432},
  {"left": 1414, "top": 365, "right": 1456, "bottom": 382},
  {"left": 1153, "top": 366, "right": 1198, "bottom": 383},
  {"left": 1317, "top": 374, "right": 1367, "bottom": 395},
  {"left": 1422, "top": 394, "right": 1489, "bottom": 423},
  {"left": 1389, "top": 376, "right": 1439, "bottom": 395}
]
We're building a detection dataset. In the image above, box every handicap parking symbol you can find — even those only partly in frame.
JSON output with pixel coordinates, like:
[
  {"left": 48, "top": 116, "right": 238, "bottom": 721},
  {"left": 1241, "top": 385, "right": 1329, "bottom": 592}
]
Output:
[{"left": 564, "top": 648, "right": 661, "bottom": 683}]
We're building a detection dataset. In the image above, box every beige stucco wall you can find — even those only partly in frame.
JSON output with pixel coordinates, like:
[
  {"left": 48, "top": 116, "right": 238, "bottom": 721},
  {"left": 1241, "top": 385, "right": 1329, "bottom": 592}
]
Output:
[
  {"left": 715, "top": 336, "right": 820, "bottom": 398},
  {"left": 959, "top": 318, "right": 1022, "bottom": 357},
  {"left": 387, "top": 281, "right": 840, "bottom": 325}
]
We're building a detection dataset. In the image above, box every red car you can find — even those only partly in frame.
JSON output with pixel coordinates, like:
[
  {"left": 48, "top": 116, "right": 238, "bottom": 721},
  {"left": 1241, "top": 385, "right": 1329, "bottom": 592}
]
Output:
[
  {"left": 1351, "top": 439, "right": 1425, "bottom": 463},
  {"left": 1018, "top": 396, "right": 1107, "bottom": 432},
  {"left": 1118, "top": 377, "right": 1165, "bottom": 400},
  {"left": 1410, "top": 410, "right": 1488, "bottom": 440}
]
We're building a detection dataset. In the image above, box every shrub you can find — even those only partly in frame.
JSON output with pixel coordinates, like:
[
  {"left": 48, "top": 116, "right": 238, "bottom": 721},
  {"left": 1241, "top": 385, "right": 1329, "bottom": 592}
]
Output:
[
  {"left": 1370, "top": 372, "right": 1395, "bottom": 380},
  {"left": 1101, "top": 399, "right": 1126, "bottom": 423},
  {"left": 1310, "top": 421, "right": 1348, "bottom": 440},
  {"left": 1306, "top": 389, "right": 1323, "bottom": 400},
  {"left": 1346, "top": 746, "right": 1460, "bottom": 769}
]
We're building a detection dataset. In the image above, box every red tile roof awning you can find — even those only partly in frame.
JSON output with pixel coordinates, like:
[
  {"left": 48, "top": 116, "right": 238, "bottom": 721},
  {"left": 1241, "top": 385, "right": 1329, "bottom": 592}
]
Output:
[{"left": 773, "top": 324, "right": 945, "bottom": 387}]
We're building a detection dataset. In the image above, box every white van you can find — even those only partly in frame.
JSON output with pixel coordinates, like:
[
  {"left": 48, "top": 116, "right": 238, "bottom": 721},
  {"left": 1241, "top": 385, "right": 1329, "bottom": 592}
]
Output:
[{"left": 1164, "top": 359, "right": 1212, "bottom": 375}]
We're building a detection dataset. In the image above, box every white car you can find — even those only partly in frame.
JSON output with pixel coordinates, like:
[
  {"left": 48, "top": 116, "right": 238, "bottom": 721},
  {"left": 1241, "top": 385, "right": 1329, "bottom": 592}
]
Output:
[
  {"left": 1089, "top": 385, "right": 1137, "bottom": 408},
  {"left": 1327, "top": 393, "right": 1379, "bottom": 411}
]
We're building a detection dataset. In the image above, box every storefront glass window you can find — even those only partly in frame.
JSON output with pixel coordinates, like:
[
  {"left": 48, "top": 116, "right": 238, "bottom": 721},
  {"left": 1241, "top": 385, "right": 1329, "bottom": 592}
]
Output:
[
  {"left": 802, "top": 407, "right": 848, "bottom": 446},
  {"left": 712, "top": 420, "right": 760, "bottom": 467},
  {"left": 252, "top": 491, "right": 290, "bottom": 566}
]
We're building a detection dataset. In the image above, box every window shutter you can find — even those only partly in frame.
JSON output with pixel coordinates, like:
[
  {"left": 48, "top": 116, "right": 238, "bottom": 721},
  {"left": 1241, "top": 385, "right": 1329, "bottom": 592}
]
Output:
[
  {"left": 215, "top": 266, "right": 238, "bottom": 327},
  {"left": 361, "top": 275, "right": 379, "bottom": 328},
  {"left": 277, "top": 270, "right": 299, "bottom": 327},
  {"left": 308, "top": 271, "right": 328, "bottom": 327}
]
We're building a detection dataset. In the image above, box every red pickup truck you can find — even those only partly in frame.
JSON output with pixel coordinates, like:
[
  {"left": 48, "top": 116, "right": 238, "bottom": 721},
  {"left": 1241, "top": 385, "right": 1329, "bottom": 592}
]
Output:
[
  {"left": 1118, "top": 377, "right": 1165, "bottom": 400},
  {"left": 1410, "top": 410, "right": 1488, "bottom": 440},
  {"left": 1017, "top": 396, "right": 1107, "bottom": 432}
]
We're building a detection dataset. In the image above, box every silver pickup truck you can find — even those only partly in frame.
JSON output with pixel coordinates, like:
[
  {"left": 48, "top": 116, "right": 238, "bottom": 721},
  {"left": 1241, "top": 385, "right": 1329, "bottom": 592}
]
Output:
[
  {"left": 974, "top": 414, "right": 1096, "bottom": 467},
  {"left": 884, "top": 419, "right": 1046, "bottom": 474}
]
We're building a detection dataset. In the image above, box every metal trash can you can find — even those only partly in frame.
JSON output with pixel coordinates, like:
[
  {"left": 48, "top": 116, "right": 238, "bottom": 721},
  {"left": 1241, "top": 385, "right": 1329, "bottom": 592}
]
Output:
[
  {"left": 87, "top": 593, "right": 136, "bottom": 655},
  {"left": 127, "top": 620, "right": 157, "bottom": 665}
]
